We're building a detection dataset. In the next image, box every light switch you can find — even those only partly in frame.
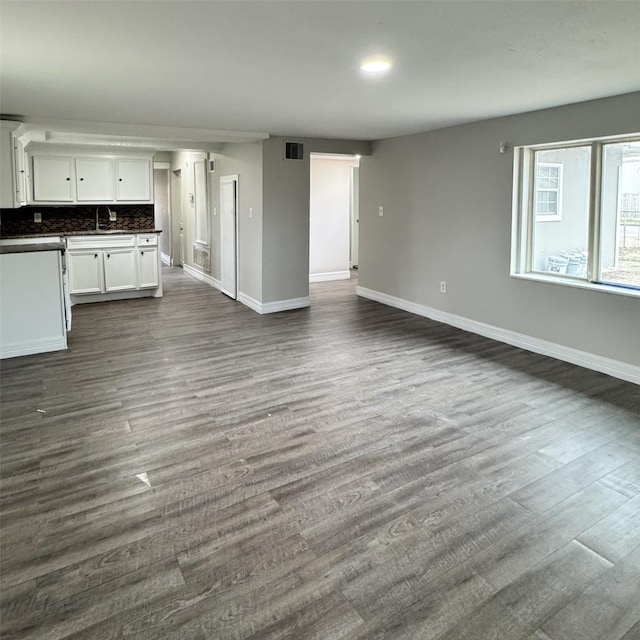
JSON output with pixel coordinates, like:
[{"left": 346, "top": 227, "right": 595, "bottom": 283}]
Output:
[
  {"left": 379, "top": 206, "right": 384, "bottom": 217},
  {"left": 34, "top": 212, "right": 42, "bottom": 223}
]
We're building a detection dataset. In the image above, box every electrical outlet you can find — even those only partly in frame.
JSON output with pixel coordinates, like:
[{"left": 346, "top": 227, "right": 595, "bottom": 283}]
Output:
[
  {"left": 34, "top": 212, "right": 42, "bottom": 223},
  {"left": 213, "top": 206, "right": 217, "bottom": 216},
  {"left": 379, "top": 206, "right": 384, "bottom": 217},
  {"left": 109, "top": 209, "right": 117, "bottom": 222},
  {"left": 249, "top": 207, "right": 253, "bottom": 218},
  {"left": 440, "top": 281, "right": 447, "bottom": 294}
]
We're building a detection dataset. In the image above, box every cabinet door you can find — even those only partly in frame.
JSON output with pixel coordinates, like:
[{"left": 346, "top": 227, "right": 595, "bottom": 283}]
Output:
[
  {"left": 137, "top": 247, "right": 159, "bottom": 288},
  {"left": 13, "top": 135, "right": 28, "bottom": 206},
  {"left": 33, "top": 156, "right": 74, "bottom": 201},
  {"left": 103, "top": 248, "right": 136, "bottom": 292},
  {"left": 0, "top": 127, "right": 14, "bottom": 208},
  {"left": 76, "top": 157, "right": 114, "bottom": 201},
  {"left": 68, "top": 251, "right": 103, "bottom": 294},
  {"left": 115, "top": 159, "right": 151, "bottom": 201}
]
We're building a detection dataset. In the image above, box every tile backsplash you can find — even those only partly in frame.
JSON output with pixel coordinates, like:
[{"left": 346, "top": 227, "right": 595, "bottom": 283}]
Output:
[{"left": 0, "top": 205, "right": 155, "bottom": 236}]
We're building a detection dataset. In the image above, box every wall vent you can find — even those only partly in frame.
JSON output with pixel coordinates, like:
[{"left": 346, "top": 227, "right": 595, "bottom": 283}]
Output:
[{"left": 285, "top": 141, "right": 304, "bottom": 160}]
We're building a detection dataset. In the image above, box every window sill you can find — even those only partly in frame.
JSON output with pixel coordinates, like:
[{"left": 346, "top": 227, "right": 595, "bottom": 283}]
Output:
[{"left": 510, "top": 271, "right": 640, "bottom": 299}]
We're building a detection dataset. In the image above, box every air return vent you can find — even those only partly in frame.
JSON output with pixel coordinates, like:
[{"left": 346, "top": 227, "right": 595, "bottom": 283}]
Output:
[{"left": 285, "top": 141, "right": 304, "bottom": 160}]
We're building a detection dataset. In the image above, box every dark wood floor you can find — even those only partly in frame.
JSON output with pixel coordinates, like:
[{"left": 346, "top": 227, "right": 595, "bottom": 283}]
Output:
[{"left": 1, "top": 267, "right": 639, "bottom": 640}]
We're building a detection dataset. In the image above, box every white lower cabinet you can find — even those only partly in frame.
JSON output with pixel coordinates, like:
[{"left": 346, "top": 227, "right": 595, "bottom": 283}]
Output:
[
  {"left": 137, "top": 247, "right": 159, "bottom": 288},
  {"left": 67, "top": 234, "right": 161, "bottom": 298},
  {"left": 104, "top": 248, "right": 136, "bottom": 291},
  {"left": 68, "top": 250, "right": 103, "bottom": 294}
]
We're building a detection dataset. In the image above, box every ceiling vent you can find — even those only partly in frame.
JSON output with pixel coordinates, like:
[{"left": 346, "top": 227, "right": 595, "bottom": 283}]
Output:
[{"left": 285, "top": 141, "right": 304, "bottom": 160}]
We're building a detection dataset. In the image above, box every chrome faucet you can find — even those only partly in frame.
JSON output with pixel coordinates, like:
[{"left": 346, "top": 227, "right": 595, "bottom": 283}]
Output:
[{"left": 95, "top": 206, "right": 112, "bottom": 231}]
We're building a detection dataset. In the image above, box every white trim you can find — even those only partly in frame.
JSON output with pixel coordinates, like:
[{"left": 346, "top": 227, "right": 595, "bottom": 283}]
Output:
[
  {"left": 182, "top": 264, "right": 222, "bottom": 291},
  {"left": 261, "top": 296, "right": 310, "bottom": 314},
  {"left": 510, "top": 272, "right": 640, "bottom": 299},
  {"left": 160, "top": 252, "right": 171, "bottom": 266},
  {"left": 1, "top": 336, "right": 67, "bottom": 360},
  {"left": 309, "top": 270, "right": 351, "bottom": 283},
  {"left": 356, "top": 286, "right": 640, "bottom": 385},
  {"left": 237, "top": 292, "right": 262, "bottom": 313},
  {"left": 70, "top": 288, "right": 160, "bottom": 305},
  {"left": 237, "top": 292, "right": 310, "bottom": 314}
]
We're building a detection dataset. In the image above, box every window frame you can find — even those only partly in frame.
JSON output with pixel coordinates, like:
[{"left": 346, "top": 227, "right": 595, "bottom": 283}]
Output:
[{"left": 511, "top": 132, "right": 640, "bottom": 298}]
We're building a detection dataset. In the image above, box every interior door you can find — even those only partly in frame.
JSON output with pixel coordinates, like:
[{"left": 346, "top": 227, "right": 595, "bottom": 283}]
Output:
[
  {"left": 220, "top": 175, "right": 238, "bottom": 299},
  {"left": 350, "top": 166, "right": 360, "bottom": 268}
]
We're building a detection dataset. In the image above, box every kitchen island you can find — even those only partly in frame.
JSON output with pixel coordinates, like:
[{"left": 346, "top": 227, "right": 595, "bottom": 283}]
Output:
[{"left": 0, "top": 239, "right": 68, "bottom": 358}]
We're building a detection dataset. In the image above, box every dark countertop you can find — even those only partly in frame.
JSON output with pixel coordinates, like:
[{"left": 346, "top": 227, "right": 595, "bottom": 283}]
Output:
[
  {"left": 0, "top": 229, "right": 162, "bottom": 240},
  {"left": 0, "top": 242, "right": 66, "bottom": 255}
]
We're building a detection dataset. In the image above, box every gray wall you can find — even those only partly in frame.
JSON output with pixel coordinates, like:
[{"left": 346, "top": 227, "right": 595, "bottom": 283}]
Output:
[
  {"left": 262, "top": 136, "right": 371, "bottom": 303},
  {"left": 359, "top": 92, "right": 640, "bottom": 366},
  {"left": 153, "top": 168, "right": 171, "bottom": 258},
  {"left": 210, "top": 142, "right": 263, "bottom": 301}
]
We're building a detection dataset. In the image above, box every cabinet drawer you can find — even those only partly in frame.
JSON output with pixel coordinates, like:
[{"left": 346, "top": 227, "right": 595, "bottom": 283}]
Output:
[
  {"left": 137, "top": 234, "right": 158, "bottom": 246},
  {"left": 67, "top": 235, "right": 135, "bottom": 249}
]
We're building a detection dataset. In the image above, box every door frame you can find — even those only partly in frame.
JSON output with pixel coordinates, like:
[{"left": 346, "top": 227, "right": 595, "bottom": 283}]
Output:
[
  {"left": 220, "top": 174, "right": 239, "bottom": 299},
  {"left": 153, "top": 161, "right": 172, "bottom": 265}
]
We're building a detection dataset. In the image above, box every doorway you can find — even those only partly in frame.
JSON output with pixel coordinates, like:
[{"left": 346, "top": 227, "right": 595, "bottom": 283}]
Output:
[
  {"left": 309, "top": 154, "right": 360, "bottom": 282},
  {"left": 220, "top": 174, "right": 239, "bottom": 299}
]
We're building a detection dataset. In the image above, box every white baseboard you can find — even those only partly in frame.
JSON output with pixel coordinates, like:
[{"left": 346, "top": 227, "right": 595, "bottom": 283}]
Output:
[
  {"left": 262, "top": 296, "right": 310, "bottom": 314},
  {"left": 183, "top": 264, "right": 222, "bottom": 291},
  {"left": 309, "top": 271, "right": 351, "bottom": 283},
  {"left": 161, "top": 252, "right": 171, "bottom": 266},
  {"left": 71, "top": 289, "right": 159, "bottom": 305},
  {"left": 238, "top": 291, "right": 310, "bottom": 314},
  {"left": 357, "top": 286, "right": 640, "bottom": 385},
  {"left": 237, "top": 291, "right": 262, "bottom": 313},
  {"left": 1, "top": 336, "right": 67, "bottom": 359}
]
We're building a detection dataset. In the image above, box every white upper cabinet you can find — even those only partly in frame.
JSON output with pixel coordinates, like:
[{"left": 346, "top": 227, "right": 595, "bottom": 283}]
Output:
[
  {"left": 33, "top": 156, "right": 74, "bottom": 202},
  {"left": 115, "top": 159, "right": 151, "bottom": 201},
  {"left": 0, "top": 122, "right": 28, "bottom": 208},
  {"left": 0, "top": 125, "right": 15, "bottom": 208},
  {"left": 75, "top": 157, "right": 114, "bottom": 201},
  {"left": 27, "top": 151, "right": 153, "bottom": 205}
]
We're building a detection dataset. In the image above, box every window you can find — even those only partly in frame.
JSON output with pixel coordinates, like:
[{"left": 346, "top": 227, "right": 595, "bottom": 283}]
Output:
[
  {"left": 535, "top": 162, "right": 563, "bottom": 221},
  {"left": 511, "top": 134, "right": 640, "bottom": 295}
]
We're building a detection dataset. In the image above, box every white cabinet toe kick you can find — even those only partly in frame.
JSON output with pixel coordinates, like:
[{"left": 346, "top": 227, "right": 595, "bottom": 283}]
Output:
[{"left": 66, "top": 233, "right": 162, "bottom": 305}]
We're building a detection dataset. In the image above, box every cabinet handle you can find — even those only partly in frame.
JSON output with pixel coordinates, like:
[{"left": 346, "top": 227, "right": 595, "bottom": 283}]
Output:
[
  {"left": 141, "top": 251, "right": 145, "bottom": 255},
  {"left": 107, "top": 254, "right": 110, "bottom": 259},
  {"left": 119, "top": 178, "right": 123, "bottom": 182},
  {"left": 66, "top": 177, "right": 70, "bottom": 181},
  {"left": 94, "top": 254, "right": 98, "bottom": 258},
  {"left": 80, "top": 178, "right": 84, "bottom": 181}
]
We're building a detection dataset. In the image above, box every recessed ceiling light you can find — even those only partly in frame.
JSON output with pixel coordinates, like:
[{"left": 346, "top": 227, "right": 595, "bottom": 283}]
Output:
[{"left": 360, "top": 57, "right": 392, "bottom": 74}]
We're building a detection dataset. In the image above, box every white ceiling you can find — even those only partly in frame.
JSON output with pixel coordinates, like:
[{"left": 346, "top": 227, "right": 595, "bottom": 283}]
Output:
[{"left": 1, "top": 1, "right": 639, "bottom": 142}]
